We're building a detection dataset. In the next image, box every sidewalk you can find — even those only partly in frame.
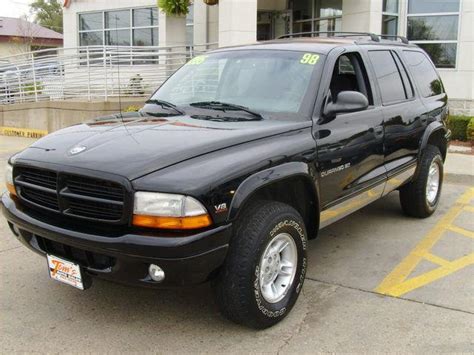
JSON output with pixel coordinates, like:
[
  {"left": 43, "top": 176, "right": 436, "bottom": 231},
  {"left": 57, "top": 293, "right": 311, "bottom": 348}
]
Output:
[{"left": 445, "top": 152, "right": 474, "bottom": 185}]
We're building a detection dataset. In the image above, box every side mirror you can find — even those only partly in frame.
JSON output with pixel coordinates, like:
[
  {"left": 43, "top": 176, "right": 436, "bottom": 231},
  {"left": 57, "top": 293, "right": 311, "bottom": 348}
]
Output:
[{"left": 323, "top": 91, "right": 369, "bottom": 119}]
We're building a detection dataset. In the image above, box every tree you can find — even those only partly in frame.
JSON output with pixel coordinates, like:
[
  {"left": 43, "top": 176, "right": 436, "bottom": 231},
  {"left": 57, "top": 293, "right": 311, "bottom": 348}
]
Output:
[
  {"left": 9, "top": 15, "right": 41, "bottom": 54},
  {"left": 30, "top": 0, "right": 63, "bottom": 33}
]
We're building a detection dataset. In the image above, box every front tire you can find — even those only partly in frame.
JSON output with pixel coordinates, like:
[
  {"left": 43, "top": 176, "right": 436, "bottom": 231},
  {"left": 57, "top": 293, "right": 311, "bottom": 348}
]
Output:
[
  {"left": 399, "top": 145, "right": 444, "bottom": 218},
  {"left": 213, "top": 201, "right": 308, "bottom": 329}
]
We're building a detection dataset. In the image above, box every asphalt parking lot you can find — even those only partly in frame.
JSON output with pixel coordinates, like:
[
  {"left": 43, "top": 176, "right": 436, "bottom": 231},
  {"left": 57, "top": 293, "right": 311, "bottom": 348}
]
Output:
[{"left": 0, "top": 136, "right": 473, "bottom": 353}]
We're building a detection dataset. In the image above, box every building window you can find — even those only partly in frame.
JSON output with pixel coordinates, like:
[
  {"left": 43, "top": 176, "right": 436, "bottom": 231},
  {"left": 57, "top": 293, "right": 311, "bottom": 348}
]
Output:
[
  {"left": 382, "top": 0, "right": 399, "bottom": 37},
  {"left": 291, "top": 0, "right": 342, "bottom": 36},
  {"left": 79, "top": 7, "right": 159, "bottom": 47},
  {"left": 186, "top": 5, "right": 194, "bottom": 46},
  {"left": 406, "top": 0, "right": 460, "bottom": 68}
]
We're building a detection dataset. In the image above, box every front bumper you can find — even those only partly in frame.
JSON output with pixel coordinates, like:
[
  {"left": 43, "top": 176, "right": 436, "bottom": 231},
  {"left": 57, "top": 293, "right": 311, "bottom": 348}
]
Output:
[{"left": 1, "top": 192, "right": 231, "bottom": 288}]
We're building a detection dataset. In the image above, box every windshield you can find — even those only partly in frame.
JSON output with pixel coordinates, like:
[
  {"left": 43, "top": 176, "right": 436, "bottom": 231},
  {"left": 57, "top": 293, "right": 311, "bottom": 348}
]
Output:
[{"left": 150, "top": 50, "right": 323, "bottom": 118}]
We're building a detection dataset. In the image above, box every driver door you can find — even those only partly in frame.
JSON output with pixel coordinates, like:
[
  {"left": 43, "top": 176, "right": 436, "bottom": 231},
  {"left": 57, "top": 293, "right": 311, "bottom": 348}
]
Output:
[{"left": 316, "top": 52, "right": 386, "bottom": 227}]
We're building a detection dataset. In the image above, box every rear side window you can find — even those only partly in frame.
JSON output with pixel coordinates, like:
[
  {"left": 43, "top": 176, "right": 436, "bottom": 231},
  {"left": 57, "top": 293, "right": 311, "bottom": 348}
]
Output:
[
  {"left": 403, "top": 51, "right": 444, "bottom": 98},
  {"left": 368, "top": 50, "right": 406, "bottom": 105},
  {"left": 392, "top": 52, "right": 414, "bottom": 99}
]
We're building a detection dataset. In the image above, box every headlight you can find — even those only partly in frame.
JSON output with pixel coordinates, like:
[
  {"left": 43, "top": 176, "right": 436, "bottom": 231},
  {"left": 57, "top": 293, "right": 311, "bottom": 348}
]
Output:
[
  {"left": 133, "top": 192, "right": 212, "bottom": 230},
  {"left": 5, "top": 164, "right": 16, "bottom": 196}
]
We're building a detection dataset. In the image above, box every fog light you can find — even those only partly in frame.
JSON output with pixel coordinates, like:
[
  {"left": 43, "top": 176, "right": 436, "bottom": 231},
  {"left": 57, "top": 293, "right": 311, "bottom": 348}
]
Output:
[{"left": 149, "top": 264, "right": 165, "bottom": 282}]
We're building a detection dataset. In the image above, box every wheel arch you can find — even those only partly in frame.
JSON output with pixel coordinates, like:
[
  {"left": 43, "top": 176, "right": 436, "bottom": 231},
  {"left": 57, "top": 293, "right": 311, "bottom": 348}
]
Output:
[
  {"left": 414, "top": 122, "right": 448, "bottom": 180},
  {"left": 419, "top": 122, "right": 448, "bottom": 161},
  {"left": 227, "top": 162, "right": 320, "bottom": 239}
]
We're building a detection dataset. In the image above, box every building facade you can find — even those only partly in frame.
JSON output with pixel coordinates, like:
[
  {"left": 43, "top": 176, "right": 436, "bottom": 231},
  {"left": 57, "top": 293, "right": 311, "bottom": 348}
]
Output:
[{"left": 62, "top": 0, "right": 472, "bottom": 113}]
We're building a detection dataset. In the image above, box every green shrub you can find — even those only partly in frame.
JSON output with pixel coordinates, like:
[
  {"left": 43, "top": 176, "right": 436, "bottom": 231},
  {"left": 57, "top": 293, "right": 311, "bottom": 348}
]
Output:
[
  {"left": 23, "top": 81, "right": 43, "bottom": 96},
  {"left": 467, "top": 118, "right": 474, "bottom": 142},
  {"left": 157, "top": 0, "right": 190, "bottom": 16},
  {"left": 447, "top": 115, "right": 472, "bottom": 141}
]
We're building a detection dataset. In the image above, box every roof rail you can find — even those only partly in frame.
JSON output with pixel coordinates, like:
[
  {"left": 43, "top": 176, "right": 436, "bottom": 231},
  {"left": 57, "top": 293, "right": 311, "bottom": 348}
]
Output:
[
  {"left": 278, "top": 31, "right": 380, "bottom": 42},
  {"left": 378, "top": 34, "right": 409, "bottom": 44}
]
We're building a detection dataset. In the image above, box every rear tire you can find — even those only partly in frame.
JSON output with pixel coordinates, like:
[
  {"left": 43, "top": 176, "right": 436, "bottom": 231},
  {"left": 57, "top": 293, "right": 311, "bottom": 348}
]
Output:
[
  {"left": 399, "top": 145, "right": 443, "bottom": 218},
  {"left": 213, "top": 201, "right": 307, "bottom": 329}
]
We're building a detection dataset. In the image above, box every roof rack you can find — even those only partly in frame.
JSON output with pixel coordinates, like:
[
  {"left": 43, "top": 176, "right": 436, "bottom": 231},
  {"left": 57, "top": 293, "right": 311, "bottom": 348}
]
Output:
[
  {"left": 278, "top": 31, "right": 410, "bottom": 44},
  {"left": 378, "top": 34, "right": 409, "bottom": 44},
  {"left": 278, "top": 31, "right": 380, "bottom": 42}
]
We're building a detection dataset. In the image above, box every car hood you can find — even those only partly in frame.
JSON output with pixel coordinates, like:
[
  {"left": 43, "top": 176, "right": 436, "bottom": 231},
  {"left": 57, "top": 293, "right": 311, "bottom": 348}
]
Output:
[{"left": 16, "top": 112, "right": 311, "bottom": 180}]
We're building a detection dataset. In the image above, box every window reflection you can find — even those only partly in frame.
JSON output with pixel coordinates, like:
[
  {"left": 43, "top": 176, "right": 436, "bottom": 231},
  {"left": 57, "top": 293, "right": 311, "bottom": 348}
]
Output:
[
  {"left": 406, "top": 0, "right": 459, "bottom": 68},
  {"left": 408, "top": 16, "right": 458, "bottom": 41}
]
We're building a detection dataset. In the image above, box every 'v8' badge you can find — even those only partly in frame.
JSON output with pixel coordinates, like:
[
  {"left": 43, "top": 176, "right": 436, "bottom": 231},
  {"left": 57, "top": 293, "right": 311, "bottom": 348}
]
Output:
[{"left": 214, "top": 203, "right": 228, "bottom": 213}]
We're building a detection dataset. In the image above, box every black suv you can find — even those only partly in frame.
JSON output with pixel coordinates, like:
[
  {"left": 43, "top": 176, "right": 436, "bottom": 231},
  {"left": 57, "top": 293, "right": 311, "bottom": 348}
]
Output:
[{"left": 2, "top": 34, "right": 449, "bottom": 329}]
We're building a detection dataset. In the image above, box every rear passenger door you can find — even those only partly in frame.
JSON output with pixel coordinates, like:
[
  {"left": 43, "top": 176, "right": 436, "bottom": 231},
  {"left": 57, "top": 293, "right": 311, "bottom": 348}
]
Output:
[{"left": 367, "top": 50, "right": 427, "bottom": 175}]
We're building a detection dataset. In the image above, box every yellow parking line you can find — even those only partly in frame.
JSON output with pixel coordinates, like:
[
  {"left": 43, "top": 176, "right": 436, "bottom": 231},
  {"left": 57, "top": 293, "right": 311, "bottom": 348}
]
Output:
[
  {"left": 375, "top": 188, "right": 474, "bottom": 297},
  {"left": 423, "top": 253, "right": 451, "bottom": 267},
  {"left": 447, "top": 225, "right": 474, "bottom": 239}
]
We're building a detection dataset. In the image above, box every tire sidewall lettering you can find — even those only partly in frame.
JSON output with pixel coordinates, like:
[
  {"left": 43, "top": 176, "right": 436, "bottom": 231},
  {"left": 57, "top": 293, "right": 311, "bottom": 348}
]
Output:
[{"left": 254, "top": 218, "right": 307, "bottom": 318}]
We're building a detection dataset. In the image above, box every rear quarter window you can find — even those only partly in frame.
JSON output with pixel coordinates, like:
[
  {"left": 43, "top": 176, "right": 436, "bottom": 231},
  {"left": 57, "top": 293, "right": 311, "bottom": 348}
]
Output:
[{"left": 402, "top": 51, "right": 444, "bottom": 98}]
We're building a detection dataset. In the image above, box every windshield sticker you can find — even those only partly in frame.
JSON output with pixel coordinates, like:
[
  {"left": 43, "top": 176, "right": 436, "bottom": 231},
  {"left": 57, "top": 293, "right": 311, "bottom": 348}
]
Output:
[
  {"left": 187, "top": 55, "right": 208, "bottom": 65},
  {"left": 300, "top": 53, "right": 320, "bottom": 65}
]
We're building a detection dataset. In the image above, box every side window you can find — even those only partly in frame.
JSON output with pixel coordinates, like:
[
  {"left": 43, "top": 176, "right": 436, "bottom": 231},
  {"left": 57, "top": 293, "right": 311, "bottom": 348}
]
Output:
[
  {"left": 368, "top": 50, "right": 407, "bottom": 105},
  {"left": 330, "top": 53, "right": 373, "bottom": 105},
  {"left": 403, "top": 51, "right": 444, "bottom": 98},
  {"left": 392, "top": 52, "right": 414, "bottom": 99}
]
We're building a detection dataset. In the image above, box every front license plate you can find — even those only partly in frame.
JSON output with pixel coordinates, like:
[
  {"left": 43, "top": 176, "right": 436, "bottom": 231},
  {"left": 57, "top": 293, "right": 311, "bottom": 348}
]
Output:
[{"left": 47, "top": 254, "right": 84, "bottom": 290}]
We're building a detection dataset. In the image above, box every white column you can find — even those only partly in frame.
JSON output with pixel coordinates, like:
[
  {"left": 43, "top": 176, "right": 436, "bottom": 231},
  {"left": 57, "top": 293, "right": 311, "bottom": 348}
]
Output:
[
  {"left": 158, "top": 11, "right": 187, "bottom": 48},
  {"left": 158, "top": 11, "right": 187, "bottom": 72},
  {"left": 218, "top": 0, "right": 257, "bottom": 47},
  {"left": 194, "top": 0, "right": 209, "bottom": 46},
  {"left": 341, "top": 0, "right": 383, "bottom": 34}
]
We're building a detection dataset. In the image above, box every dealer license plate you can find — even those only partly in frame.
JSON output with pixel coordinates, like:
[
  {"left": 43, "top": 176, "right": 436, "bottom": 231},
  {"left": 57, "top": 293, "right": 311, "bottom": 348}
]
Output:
[{"left": 47, "top": 254, "right": 84, "bottom": 290}]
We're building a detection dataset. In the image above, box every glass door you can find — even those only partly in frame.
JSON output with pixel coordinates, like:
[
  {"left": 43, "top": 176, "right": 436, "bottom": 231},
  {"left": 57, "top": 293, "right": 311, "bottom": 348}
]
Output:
[{"left": 257, "top": 11, "right": 293, "bottom": 41}]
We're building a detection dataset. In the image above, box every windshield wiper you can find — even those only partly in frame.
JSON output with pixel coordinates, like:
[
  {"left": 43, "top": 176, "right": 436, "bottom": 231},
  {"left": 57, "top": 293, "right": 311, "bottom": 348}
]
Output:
[
  {"left": 189, "top": 101, "right": 263, "bottom": 120},
  {"left": 190, "top": 114, "right": 261, "bottom": 122},
  {"left": 146, "top": 99, "right": 185, "bottom": 115}
]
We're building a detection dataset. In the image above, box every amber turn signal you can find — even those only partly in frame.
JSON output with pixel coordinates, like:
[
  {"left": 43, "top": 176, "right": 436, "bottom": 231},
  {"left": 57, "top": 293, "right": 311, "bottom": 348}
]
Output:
[
  {"left": 6, "top": 183, "right": 16, "bottom": 197},
  {"left": 132, "top": 214, "right": 212, "bottom": 230}
]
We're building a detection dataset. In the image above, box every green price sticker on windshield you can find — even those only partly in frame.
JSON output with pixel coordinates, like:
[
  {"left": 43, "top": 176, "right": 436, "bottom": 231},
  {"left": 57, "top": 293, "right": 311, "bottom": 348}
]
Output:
[
  {"left": 187, "top": 55, "right": 207, "bottom": 65},
  {"left": 300, "top": 53, "right": 320, "bottom": 65}
]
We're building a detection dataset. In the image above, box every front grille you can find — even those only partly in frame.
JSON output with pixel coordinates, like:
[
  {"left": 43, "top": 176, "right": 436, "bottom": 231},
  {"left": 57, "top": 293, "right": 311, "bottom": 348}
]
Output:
[
  {"left": 14, "top": 166, "right": 127, "bottom": 223},
  {"left": 65, "top": 174, "right": 124, "bottom": 202},
  {"left": 20, "top": 167, "right": 57, "bottom": 190},
  {"left": 36, "top": 235, "right": 115, "bottom": 270},
  {"left": 65, "top": 197, "right": 123, "bottom": 220},
  {"left": 21, "top": 186, "right": 59, "bottom": 211}
]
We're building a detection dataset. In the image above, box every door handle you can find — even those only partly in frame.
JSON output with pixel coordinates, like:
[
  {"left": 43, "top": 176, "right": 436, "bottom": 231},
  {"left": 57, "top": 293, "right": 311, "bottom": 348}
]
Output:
[{"left": 374, "top": 126, "right": 384, "bottom": 136}]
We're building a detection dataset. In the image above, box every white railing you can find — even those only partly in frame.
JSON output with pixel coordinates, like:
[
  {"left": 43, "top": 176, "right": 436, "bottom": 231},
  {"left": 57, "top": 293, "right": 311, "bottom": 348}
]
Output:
[{"left": 0, "top": 43, "right": 218, "bottom": 105}]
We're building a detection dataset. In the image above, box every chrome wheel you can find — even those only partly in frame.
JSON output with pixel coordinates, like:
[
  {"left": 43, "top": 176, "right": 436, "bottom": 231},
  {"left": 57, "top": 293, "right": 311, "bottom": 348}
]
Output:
[
  {"left": 259, "top": 233, "right": 297, "bottom": 304},
  {"left": 426, "top": 161, "right": 440, "bottom": 204}
]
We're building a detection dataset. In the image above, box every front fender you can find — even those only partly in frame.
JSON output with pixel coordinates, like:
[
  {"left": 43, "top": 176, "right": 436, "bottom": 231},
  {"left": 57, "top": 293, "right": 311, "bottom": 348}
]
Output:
[{"left": 227, "top": 162, "right": 318, "bottom": 221}]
